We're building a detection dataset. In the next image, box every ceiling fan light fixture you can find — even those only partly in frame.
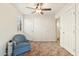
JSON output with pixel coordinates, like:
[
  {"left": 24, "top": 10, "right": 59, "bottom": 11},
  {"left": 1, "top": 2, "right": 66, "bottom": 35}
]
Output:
[
  {"left": 36, "top": 9, "right": 42, "bottom": 13},
  {"left": 26, "top": 3, "right": 52, "bottom": 15}
]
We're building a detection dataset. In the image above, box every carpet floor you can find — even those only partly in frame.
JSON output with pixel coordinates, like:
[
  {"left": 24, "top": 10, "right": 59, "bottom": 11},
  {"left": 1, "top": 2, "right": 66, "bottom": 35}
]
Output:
[{"left": 22, "top": 40, "right": 72, "bottom": 56}]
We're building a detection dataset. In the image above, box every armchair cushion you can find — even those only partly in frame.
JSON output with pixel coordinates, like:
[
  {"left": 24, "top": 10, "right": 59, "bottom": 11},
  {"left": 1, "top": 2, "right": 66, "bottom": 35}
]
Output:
[
  {"left": 13, "top": 43, "right": 31, "bottom": 56},
  {"left": 14, "top": 42, "right": 30, "bottom": 49}
]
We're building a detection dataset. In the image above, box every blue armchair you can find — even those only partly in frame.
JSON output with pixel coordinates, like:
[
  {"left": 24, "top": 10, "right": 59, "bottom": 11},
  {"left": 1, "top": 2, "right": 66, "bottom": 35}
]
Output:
[{"left": 12, "top": 34, "right": 31, "bottom": 56}]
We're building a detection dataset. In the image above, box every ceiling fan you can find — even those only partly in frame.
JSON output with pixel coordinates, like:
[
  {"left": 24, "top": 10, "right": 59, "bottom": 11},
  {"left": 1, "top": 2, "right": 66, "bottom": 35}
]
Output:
[{"left": 26, "top": 3, "right": 52, "bottom": 15}]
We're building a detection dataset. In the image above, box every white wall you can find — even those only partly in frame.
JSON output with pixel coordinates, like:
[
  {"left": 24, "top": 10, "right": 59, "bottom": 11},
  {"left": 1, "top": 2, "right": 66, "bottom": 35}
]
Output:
[
  {"left": 0, "top": 4, "right": 21, "bottom": 56},
  {"left": 24, "top": 14, "right": 57, "bottom": 41}
]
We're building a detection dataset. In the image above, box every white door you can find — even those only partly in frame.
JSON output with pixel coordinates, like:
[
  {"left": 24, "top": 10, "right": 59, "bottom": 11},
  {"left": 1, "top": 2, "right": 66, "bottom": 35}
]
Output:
[
  {"left": 76, "top": 4, "right": 79, "bottom": 56},
  {"left": 60, "top": 4, "right": 76, "bottom": 55}
]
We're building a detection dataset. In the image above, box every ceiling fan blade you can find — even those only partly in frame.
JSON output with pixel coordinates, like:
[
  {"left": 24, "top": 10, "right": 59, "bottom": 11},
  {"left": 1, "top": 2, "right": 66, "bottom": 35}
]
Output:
[
  {"left": 42, "top": 8, "right": 52, "bottom": 11},
  {"left": 40, "top": 12, "right": 44, "bottom": 15},
  {"left": 39, "top": 3, "right": 43, "bottom": 6},
  {"left": 36, "top": 3, "right": 39, "bottom": 9},
  {"left": 26, "top": 7, "right": 35, "bottom": 9},
  {"left": 36, "top": 3, "right": 43, "bottom": 9}
]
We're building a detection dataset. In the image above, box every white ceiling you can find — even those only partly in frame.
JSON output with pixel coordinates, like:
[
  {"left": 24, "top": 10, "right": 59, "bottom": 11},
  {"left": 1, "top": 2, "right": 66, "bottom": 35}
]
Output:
[{"left": 13, "top": 3, "right": 67, "bottom": 15}]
